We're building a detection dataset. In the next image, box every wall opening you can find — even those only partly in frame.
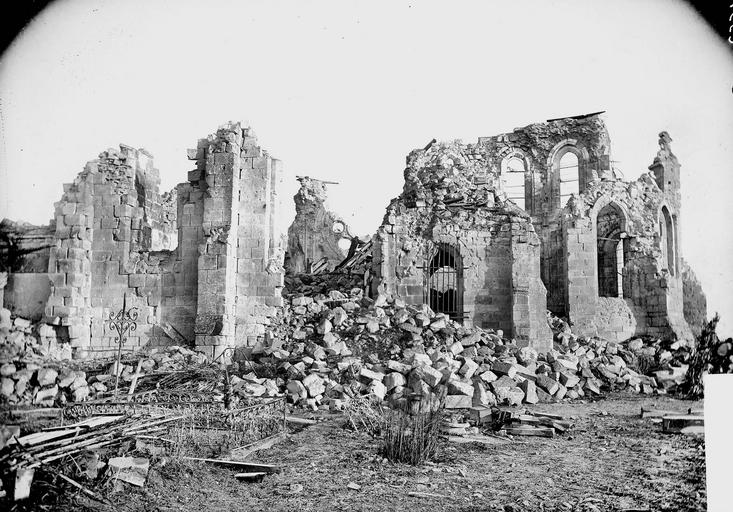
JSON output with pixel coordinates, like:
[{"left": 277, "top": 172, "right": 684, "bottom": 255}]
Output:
[
  {"left": 660, "top": 206, "right": 676, "bottom": 276},
  {"left": 596, "top": 203, "right": 626, "bottom": 297},
  {"left": 558, "top": 151, "right": 579, "bottom": 207},
  {"left": 501, "top": 157, "right": 526, "bottom": 210},
  {"left": 424, "top": 242, "right": 464, "bottom": 323}
]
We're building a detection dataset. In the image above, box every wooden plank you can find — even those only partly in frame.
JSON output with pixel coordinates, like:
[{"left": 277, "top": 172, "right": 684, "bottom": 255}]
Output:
[
  {"left": 44, "top": 415, "right": 124, "bottom": 431},
  {"left": 529, "top": 411, "right": 564, "bottom": 420},
  {"left": 230, "top": 432, "right": 285, "bottom": 458},
  {"left": 10, "top": 428, "right": 82, "bottom": 447},
  {"left": 234, "top": 472, "right": 267, "bottom": 479},
  {"left": 641, "top": 407, "right": 679, "bottom": 419},
  {"left": 285, "top": 415, "right": 318, "bottom": 426},
  {"left": 182, "top": 457, "right": 280, "bottom": 473},
  {"left": 505, "top": 426, "right": 555, "bottom": 438},
  {"left": 662, "top": 415, "right": 704, "bottom": 433},
  {"left": 447, "top": 434, "right": 510, "bottom": 445}
]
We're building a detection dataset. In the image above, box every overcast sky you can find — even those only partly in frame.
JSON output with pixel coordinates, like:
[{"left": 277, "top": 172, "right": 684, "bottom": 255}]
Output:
[{"left": 0, "top": 0, "right": 731, "bottom": 336}]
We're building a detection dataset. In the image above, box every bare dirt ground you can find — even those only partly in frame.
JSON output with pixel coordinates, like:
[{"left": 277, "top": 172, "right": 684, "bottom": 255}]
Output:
[{"left": 43, "top": 393, "right": 705, "bottom": 512}]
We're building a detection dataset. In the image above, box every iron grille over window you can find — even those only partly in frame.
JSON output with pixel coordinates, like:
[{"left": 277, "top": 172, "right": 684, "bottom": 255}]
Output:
[{"left": 422, "top": 242, "right": 464, "bottom": 323}]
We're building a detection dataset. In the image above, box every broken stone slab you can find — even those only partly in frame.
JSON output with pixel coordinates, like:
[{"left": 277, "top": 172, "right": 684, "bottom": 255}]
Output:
[
  {"left": 367, "top": 380, "right": 387, "bottom": 401},
  {"left": 447, "top": 379, "right": 474, "bottom": 396},
  {"left": 36, "top": 368, "right": 58, "bottom": 387},
  {"left": 558, "top": 371, "right": 580, "bottom": 388},
  {"left": 535, "top": 375, "right": 560, "bottom": 395},
  {"left": 302, "top": 374, "right": 326, "bottom": 397},
  {"left": 478, "top": 370, "right": 498, "bottom": 384},
  {"left": 444, "top": 395, "right": 472, "bottom": 409},
  {"left": 472, "top": 381, "right": 497, "bottom": 407},
  {"left": 286, "top": 380, "right": 307, "bottom": 400},
  {"left": 1, "top": 378, "right": 14, "bottom": 397},
  {"left": 359, "top": 368, "right": 385, "bottom": 382},
  {"left": 108, "top": 457, "right": 150, "bottom": 487},
  {"left": 458, "top": 358, "right": 479, "bottom": 379},
  {"left": 460, "top": 332, "right": 481, "bottom": 347},
  {"left": 518, "top": 379, "right": 538, "bottom": 404},
  {"left": 491, "top": 361, "right": 517, "bottom": 379},
  {"left": 386, "top": 360, "right": 411, "bottom": 374},
  {"left": 34, "top": 385, "right": 58, "bottom": 404},
  {"left": 384, "top": 372, "right": 406, "bottom": 390}
]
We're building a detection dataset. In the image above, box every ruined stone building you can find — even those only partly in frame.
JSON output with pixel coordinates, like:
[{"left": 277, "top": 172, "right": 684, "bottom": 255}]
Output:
[
  {"left": 285, "top": 177, "right": 346, "bottom": 274},
  {"left": 1, "top": 113, "right": 707, "bottom": 360},
  {"left": 372, "top": 113, "right": 705, "bottom": 349},
  {"left": 1, "top": 122, "right": 287, "bottom": 360}
]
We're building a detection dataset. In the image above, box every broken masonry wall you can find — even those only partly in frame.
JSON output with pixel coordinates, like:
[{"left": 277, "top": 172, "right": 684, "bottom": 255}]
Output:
[
  {"left": 85, "top": 146, "right": 176, "bottom": 355},
  {"left": 476, "top": 114, "right": 612, "bottom": 224},
  {"left": 681, "top": 258, "right": 707, "bottom": 337},
  {"left": 372, "top": 141, "right": 552, "bottom": 350},
  {"left": 191, "top": 124, "right": 242, "bottom": 358},
  {"left": 477, "top": 114, "right": 613, "bottom": 320},
  {"left": 41, "top": 145, "right": 179, "bottom": 355},
  {"left": 44, "top": 160, "right": 95, "bottom": 350},
  {"left": 158, "top": 177, "right": 206, "bottom": 345},
  {"left": 180, "top": 123, "right": 285, "bottom": 360},
  {"left": 234, "top": 126, "right": 285, "bottom": 349},
  {"left": 558, "top": 161, "right": 693, "bottom": 341},
  {"left": 285, "top": 177, "right": 346, "bottom": 273},
  {"left": 510, "top": 223, "right": 553, "bottom": 346}
]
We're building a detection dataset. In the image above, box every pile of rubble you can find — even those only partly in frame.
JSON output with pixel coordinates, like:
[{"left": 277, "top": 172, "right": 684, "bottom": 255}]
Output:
[
  {"left": 239, "top": 290, "right": 693, "bottom": 411},
  {"left": 0, "top": 308, "right": 72, "bottom": 362},
  {"left": 0, "top": 319, "right": 209, "bottom": 407},
  {"left": 0, "top": 291, "right": 698, "bottom": 411}
]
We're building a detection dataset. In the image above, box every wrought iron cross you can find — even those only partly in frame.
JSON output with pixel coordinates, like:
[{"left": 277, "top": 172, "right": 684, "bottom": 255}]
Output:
[{"left": 108, "top": 293, "right": 138, "bottom": 397}]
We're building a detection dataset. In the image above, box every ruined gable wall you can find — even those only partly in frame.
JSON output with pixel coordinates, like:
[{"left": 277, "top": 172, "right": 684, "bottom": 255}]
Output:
[
  {"left": 477, "top": 115, "right": 612, "bottom": 221},
  {"left": 84, "top": 146, "right": 177, "bottom": 354},
  {"left": 372, "top": 141, "right": 551, "bottom": 350},
  {"left": 285, "top": 177, "right": 346, "bottom": 273},
  {"left": 561, "top": 170, "right": 693, "bottom": 341}
]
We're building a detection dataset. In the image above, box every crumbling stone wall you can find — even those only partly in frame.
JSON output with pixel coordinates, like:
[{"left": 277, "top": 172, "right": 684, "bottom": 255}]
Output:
[
  {"left": 1, "top": 121, "right": 287, "bottom": 359},
  {"left": 474, "top": 114, "right": 701, "bottom": 342},
  {"left": 285, "top": 177, "right": 346, "bottom": 273},
  {"left": 371, "top": 141, "right": 552, "bottom": 350},
  {"left": 681, "top": 258, "right": 707, "bottom": 337}
]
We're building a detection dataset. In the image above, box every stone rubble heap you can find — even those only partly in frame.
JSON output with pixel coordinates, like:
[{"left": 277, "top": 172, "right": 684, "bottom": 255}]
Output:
[
  {"left": 0, "top": 292, "right": 695, "bottom": 410},
  {"left": 237, "top": 291, "right": 693, "bottom": 410},
  {"left": 1, "top": 302, "right": 210, "bottom": 406}
]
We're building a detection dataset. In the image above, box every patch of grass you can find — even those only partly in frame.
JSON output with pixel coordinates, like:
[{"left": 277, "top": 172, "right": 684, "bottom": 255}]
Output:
[{"left": 380, "top": 396, "right": 444, "bottom": 466}]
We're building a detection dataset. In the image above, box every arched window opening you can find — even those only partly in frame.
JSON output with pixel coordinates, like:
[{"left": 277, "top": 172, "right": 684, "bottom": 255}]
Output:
[
  {"left": 597, "top": 204, "right": 626, "bottom": 297},
  {"left": 559, "top": 151, "right": 579, "bottom": 207},
  {"left": 502, "top": 157, "right": 526, "bottom": 210},
  {"left": 660, "top": 207, "right": 676, "bottom": 276},
  {"left": 423, "top": 243, "right": 464, "bottom": 323}
]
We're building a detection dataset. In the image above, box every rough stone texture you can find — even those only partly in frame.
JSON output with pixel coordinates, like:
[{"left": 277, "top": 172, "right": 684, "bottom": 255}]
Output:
[
  {"left": 371, "top": 140, "right": 554, "bottom": 351},
  {"left": 464, "top": 114, "right": 700, "bottom": 342},
  {"left": 681, "top": 258, "right": 707, "bottom": 337},
  {"left": 285, "top": 177, "right": 347, "bottom": 273},
  {"left": 3, "top": 122, "right": 285, "bottom": 359}
]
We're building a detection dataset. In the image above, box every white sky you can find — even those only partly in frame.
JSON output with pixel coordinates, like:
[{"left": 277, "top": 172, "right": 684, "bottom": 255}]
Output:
[{"left": 0, "top": 0, "right": 731, "bottom": 337}]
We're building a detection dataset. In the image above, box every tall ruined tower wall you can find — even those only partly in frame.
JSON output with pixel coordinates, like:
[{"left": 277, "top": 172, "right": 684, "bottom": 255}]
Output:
[{"left": 35, "top": 122, "right": 285, "bottom": 359}]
